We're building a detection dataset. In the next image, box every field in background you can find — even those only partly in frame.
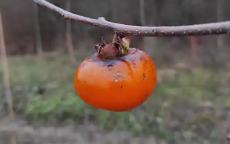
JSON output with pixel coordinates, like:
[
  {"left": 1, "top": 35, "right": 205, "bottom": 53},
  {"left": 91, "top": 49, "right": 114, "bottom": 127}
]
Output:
[{"left": 0, "top": 47, "right": 229, "bottom": 144}]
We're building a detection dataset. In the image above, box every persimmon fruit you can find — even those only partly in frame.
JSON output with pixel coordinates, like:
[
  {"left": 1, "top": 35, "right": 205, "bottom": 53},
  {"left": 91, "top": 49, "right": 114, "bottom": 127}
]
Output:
[{"left": 74, "top": 37, "right": 157, "bottom": 111}]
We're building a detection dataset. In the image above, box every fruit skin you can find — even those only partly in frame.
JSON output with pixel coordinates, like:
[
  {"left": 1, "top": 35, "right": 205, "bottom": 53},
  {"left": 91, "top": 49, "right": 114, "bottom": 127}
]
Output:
[{"left": 74, "top": 48, "right": 157, "bottom": 112}]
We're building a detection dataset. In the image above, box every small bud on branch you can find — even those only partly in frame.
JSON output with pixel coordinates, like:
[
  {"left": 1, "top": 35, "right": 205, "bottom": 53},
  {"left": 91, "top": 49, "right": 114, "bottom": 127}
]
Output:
[{"left": 34, "top": 0, "right": 230, "bottom": 37}]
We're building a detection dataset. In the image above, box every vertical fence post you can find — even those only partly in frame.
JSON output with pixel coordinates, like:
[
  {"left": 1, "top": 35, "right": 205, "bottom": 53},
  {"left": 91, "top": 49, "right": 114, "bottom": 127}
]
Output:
[
  {"left": 34, "top": 3, "right": 43, "bottom": 56},
  {"left": 0, "top": 12, "right": 14, "bottom": 118}
]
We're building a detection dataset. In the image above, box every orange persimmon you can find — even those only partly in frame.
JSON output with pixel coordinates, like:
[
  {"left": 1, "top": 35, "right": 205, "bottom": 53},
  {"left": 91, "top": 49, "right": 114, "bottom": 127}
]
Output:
[{"left": 74, "top": 41, "right": 157, "bottom": 112}]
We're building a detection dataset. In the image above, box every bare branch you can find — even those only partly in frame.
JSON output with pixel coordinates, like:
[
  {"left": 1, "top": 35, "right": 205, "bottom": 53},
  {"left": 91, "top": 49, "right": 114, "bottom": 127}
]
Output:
[{"left": 34, "top": 0, "right": 230, "bottom": 37}]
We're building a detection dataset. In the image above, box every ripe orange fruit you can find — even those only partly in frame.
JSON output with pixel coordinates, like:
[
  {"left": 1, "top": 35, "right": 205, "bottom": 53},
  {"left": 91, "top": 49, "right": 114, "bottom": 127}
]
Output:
[{"left": 74, "top": 45, "right": 157, "bottom": 112}]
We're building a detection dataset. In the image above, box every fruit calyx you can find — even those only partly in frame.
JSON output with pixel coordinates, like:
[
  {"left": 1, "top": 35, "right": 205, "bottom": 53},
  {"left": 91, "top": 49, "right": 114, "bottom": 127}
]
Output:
[{"left": 95, "top": 34, "right": 130, "bottom": 59}]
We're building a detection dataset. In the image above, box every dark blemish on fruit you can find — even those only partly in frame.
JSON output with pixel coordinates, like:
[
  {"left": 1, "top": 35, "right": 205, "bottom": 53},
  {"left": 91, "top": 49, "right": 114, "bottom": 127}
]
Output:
[
  {"left": 142, "top": 73, "right": 146, "bottom": 80},
  {"left": 108, "top": 64, "right": 113, "bottom": 67},
  {"left": 107, "top": 64, "right": 113, "bottom": 71},
  {"left": 120, "top": 85, "right": 123, "bottom": 89},
  {"left": 95, "top": 58, "right": 118, "bottom": 67}
]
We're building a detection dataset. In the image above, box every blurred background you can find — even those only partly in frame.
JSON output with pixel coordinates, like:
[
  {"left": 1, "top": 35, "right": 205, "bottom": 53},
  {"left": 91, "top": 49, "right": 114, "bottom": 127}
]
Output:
[{"left": 0, "top": 0, "right": 230, "bottom": 144}]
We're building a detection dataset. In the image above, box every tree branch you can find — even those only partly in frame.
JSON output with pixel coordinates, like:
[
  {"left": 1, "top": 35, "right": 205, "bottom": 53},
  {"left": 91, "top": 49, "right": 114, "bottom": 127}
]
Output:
[{"left": 34, "top": 0, "right": 230, "bottom": 37}]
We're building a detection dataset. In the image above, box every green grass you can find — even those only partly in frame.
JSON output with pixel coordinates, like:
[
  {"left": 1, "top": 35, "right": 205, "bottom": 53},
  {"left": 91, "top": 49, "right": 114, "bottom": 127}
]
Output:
[{"left": 0, "top": 52, "right": 229, "bottom": 143}]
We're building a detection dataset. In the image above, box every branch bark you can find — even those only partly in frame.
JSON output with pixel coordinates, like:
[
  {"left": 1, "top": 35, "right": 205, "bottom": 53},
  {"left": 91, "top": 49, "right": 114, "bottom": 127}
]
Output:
[{"left": 34, "top": 0, "right": 230, "bottom": 37}]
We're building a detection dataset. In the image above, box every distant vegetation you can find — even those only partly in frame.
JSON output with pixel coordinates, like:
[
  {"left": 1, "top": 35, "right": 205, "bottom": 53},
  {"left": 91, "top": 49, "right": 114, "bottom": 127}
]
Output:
[{"left": 0, "top": 51, "right": 228, "bottom": 143}]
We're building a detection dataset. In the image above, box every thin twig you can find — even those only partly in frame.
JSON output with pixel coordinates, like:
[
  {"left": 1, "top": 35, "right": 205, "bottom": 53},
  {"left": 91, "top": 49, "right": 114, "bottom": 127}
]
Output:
[
  {"left": 34, "top": 0, "right": 230, "bottom": 37},
  {"left": 65, "top": 0, "right": 76, "bottom": 64}
]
